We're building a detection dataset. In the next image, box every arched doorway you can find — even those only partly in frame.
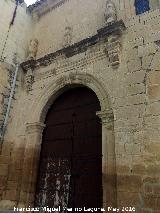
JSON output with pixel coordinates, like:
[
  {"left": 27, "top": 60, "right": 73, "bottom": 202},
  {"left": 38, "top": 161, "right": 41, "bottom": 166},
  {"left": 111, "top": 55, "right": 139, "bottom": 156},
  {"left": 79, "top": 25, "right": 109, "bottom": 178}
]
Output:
[{"left": 35, "top": 87, "right": 102, "bottom": 210}]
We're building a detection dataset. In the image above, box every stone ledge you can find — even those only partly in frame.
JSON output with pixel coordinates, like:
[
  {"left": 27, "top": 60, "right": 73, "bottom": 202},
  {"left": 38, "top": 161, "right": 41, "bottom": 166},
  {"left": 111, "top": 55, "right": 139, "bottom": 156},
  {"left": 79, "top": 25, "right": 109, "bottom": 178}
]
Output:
[{"left": 28, "top": 0, "right": 69, "bottom": 17}]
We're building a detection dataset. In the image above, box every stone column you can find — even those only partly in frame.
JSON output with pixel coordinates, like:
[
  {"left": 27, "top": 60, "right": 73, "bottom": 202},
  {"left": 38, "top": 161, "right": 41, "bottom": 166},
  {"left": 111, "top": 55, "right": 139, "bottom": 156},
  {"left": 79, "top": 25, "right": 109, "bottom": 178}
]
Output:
[
  {"left": 18, "top": 122, "right": 45, "bottom": 208},
  {"left": 97, "top": 109, "right": 117, "bottom": 208}
]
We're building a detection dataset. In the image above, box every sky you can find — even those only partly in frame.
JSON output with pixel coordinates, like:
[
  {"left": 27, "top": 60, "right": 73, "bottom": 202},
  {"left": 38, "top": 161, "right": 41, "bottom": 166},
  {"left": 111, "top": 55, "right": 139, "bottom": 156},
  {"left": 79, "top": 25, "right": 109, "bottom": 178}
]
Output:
[{"left": 24, "top": 0, "right": 37, "bottom": 6}]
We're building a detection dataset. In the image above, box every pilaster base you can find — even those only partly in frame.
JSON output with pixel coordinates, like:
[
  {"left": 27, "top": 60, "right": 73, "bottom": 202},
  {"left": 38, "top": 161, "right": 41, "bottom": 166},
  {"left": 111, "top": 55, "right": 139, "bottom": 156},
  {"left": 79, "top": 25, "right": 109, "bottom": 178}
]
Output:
[{"left": 0, "top": 199, "right": 16, "bottom": 210}]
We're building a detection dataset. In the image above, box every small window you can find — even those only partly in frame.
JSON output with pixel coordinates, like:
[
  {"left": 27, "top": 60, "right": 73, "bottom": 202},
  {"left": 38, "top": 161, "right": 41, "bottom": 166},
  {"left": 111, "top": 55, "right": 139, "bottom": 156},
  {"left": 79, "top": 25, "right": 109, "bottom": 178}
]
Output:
[{"left": 135, "top": 0, "right": 150, "bottom": 15}]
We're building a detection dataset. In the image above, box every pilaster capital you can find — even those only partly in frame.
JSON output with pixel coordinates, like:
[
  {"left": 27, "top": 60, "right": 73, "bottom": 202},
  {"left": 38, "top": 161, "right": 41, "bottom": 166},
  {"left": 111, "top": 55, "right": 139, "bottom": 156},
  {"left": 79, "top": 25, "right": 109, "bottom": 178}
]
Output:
[
  {"left": 96, "top": 109, "right": 114, "bottom": 128},
  {"left": 26, "top": 122, "right": 45, "bottom": 134}
]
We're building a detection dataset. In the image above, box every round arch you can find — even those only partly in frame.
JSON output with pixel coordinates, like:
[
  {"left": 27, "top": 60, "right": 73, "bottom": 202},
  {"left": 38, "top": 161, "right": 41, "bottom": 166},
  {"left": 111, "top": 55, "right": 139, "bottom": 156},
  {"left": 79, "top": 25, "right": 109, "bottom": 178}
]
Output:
[{"left": 28, "top": 72, "right": 112, "bottom": 124}]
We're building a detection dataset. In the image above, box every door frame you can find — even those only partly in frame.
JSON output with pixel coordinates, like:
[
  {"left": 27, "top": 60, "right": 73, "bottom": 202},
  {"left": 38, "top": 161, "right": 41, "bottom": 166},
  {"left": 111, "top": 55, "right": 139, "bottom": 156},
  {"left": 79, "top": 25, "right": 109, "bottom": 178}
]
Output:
[
  {"left": 35, "top": 87, "right": 103, "bottom": 208},
  {"left": 18, "top": 73, "right": 117, "bottom": 209}
]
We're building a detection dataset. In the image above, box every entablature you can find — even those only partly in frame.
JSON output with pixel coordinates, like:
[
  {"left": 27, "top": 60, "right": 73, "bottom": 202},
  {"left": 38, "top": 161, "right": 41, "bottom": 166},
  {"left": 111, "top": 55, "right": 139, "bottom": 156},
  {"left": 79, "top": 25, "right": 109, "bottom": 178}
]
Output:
[{"left": 21, "top": 20, "right": 126, "bottom": 72}]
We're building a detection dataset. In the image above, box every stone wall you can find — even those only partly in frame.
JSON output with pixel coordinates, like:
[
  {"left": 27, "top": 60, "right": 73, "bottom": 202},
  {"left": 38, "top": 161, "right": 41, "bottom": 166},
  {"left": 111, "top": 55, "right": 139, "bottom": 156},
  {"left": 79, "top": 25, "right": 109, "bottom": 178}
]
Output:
[
  {"left": 30, "top": 0, "right": 160, "bottom": 58},
  {"left": 0, "top": 0, "right": 33, "bottom": 208},
  {"left": 0, "top": 0, "right": 33, "bottom": 64},
  {"left": 0, "top": 0, "right": 160, "bottom": 212},
  {"left": 31, "top": 0, "right": 137, "bottom": 58},
  {"left": 0, "top": 0, "right": 33, "bottom": 134}
]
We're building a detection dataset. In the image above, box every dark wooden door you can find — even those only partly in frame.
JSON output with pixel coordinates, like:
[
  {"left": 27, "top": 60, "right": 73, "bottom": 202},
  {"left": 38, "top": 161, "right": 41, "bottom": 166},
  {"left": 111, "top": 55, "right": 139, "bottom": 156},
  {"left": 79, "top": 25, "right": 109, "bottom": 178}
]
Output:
[{"left": 35, "top": 87, "right": 102, "bottom": 211}]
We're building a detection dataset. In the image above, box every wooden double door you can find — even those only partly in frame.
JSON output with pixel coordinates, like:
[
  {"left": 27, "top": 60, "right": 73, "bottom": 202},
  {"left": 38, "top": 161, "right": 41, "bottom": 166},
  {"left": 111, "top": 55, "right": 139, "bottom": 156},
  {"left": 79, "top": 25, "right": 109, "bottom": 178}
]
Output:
[{"left": 35, "top": 87, "right": 102, "bottom": 211}]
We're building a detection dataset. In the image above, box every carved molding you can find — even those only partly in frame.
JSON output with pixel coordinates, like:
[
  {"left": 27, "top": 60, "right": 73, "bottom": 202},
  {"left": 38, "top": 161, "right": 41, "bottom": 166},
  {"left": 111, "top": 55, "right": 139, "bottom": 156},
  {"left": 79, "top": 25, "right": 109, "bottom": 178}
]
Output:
[
  {"left": 106, "top": 34, "right": 121, "bottom": 67},
  {"left": 25, "top": 68, "right": 34, "bottom": 92},
  {"left": 22, "top": 59, "right": 36, "bottom": 71},
  {"left": 96, "top": 109, "right": 114, "bottom": 128},
  {"left": 22, "top": 60, "right": 36, "bottom": 93},
  {"left": 55, "top": 72, "right": 92, "bottom": 87},
  {"left": 63, "top": 26, "right": 73, "bottom": 48},
  {"left": 28, "top": 0, "right": 70, "bottom": 18},
  {"left": 21, "top": 20, "right": 126, "bottom": 72},
  {"left": 26, "top": 122, "right": 45, "bottom": 134},
  {"left": 105, "top": 0, "right": 117, "bottom": 25},
  {"left": 27, "top": 39, "right": 39, "bottom": 60},
  {"left": 36, "top": 68, "right": 57, "bottom": 81},
  {"left": 98, "top": 20, "right": 125, "bottom": 68}
]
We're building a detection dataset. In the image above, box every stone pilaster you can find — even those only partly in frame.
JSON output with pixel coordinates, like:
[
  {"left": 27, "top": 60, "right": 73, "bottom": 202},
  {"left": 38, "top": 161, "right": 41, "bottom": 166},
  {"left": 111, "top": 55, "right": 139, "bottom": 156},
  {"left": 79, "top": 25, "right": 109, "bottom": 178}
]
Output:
[
  {"left": 18, "top": 122, "right": 45, "bottom": 207},
  {"left": 97, "top": 109, "right": 117, "bottom": 208}
]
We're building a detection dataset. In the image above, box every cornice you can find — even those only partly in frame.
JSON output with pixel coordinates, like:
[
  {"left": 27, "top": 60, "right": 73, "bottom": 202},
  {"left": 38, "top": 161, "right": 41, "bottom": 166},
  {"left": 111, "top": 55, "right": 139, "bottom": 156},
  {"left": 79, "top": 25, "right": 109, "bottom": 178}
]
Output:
[{"left": 28, "top": 0, "right": 69, "bottom": 17}]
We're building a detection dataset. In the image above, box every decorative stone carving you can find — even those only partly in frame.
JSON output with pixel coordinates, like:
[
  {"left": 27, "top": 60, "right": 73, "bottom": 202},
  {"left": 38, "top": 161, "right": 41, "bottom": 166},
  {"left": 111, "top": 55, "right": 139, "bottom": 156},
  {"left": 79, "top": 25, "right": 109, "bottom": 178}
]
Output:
[
  {"left": 25, "top": 68, "right": 34, "bottom": 92},
  {"left": 106, "top": 34, "right": 121, "bottom": 67},
  {"left": 32, "top": 13, "right": 40, "bottom": 22},
  {"left": 105, "top": 0, "right": 117, "bottom": 25},
  {"left": 27, "top": 39, "right": 39, "bottom": 60},
  {"left": 98, "top": 20, "right": 125, "bottom": 68},
  {"left": 63, "top": 26, "right": 73, "bottom": 48},
  {"left": 26, "top": 122, "right": 45, "bottom": 134},
  {"left": 96, "top": 109, "right": 114, "bottom": 127}
]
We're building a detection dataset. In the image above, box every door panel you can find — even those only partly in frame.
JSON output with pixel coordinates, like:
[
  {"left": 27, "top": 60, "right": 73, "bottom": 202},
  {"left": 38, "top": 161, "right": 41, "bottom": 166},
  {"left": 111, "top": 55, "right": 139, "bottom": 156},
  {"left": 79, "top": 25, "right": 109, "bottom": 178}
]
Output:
[{"left": 35, "top": 87, "right": 102, "bottom": 211}]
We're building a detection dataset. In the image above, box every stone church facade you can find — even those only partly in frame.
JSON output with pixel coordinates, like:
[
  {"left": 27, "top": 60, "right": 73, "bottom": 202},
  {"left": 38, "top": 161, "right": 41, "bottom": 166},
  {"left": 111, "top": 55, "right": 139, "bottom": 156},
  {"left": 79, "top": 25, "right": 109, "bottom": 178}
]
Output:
[{"left": 0, "top": 0, "right": 160, "bottom": 212}]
